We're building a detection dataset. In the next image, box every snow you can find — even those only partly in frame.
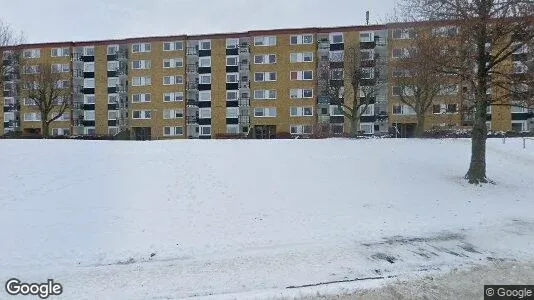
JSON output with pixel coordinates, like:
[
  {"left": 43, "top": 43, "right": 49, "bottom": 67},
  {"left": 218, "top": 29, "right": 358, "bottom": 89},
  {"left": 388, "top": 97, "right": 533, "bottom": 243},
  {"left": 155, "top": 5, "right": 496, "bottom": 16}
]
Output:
[{"left": 0, "top": 138, "right": 533, "bottom": 299}]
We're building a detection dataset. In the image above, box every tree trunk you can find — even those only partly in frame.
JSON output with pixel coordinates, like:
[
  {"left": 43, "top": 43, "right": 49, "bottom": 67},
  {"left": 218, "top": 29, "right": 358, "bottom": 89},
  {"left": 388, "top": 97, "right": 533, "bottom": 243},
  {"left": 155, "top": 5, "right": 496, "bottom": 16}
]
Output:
[
  {"left": 41, "top": 120, "right": 49, "bottom": 138},
  {"left": 414, "top": 113, "right": 426, "bottom": 138},
  {"left": 349, "top": 115, "right": 359, "bottom": 138},
  {"left": 465, "top": 100, "right": 488, "bottom": 184}
]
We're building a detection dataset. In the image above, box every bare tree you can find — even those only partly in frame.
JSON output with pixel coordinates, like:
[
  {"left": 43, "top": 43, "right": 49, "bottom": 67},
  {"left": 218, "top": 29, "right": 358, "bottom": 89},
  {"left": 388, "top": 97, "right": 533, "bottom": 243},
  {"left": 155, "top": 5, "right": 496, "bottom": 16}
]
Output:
[
  {"left": 398, "top": 0, "right": 534, "bottom": 184},
  {"left": 391, "top": 31, "right": 456, "bottom": 137},
  {"left": 318, "top": 46, "right": 385, "bottom": 137},
  {"left": 19, "top": 62, "right": 72, "bottom": 138},
  {"left": 0, "top": 20, "right": 24, "bottom": 85}
]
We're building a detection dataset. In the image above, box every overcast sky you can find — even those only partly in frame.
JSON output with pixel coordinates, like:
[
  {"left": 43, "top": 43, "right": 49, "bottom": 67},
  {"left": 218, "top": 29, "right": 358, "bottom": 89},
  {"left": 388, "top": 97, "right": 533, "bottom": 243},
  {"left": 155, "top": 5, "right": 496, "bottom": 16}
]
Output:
[{"left": 1, "top": 0, "right": 398, "bottom": 43}]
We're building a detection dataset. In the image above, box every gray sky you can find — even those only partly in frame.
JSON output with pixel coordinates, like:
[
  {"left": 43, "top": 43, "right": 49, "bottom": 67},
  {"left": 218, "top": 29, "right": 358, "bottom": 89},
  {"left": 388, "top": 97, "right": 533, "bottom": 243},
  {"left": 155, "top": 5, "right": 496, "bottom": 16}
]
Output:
[{"left": 1, "top": 0, "right": 397, "bottom": 43}]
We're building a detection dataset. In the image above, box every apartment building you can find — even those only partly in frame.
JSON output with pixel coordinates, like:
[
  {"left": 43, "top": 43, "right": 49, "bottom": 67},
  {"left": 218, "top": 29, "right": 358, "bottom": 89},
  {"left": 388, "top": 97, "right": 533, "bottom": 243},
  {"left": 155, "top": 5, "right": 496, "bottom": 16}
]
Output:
[{"left": 1, "top": 21, "right": 532, "bottom": 139}]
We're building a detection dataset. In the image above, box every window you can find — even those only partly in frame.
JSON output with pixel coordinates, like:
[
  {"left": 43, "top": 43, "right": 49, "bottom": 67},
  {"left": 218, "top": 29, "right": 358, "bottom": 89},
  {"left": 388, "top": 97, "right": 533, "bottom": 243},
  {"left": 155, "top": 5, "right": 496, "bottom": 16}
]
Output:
[
  {"left": 254, "top": 54, "right": 276, "bottom": 64},
  {"left": 51, "top": 47, "right": 69, "bottom": 57},
  {"left": 226, "top": 90, "right": 239, "bottom": 101},
  {"left": 290, "top": 106, "right": 314, "bottom": 116},
  {"left": 83, "top": 94, "right": 95, "bottom": 104},
  {"left": 330, "top": 69, "right": 344, "bottom": 80},
  {"left": 329, "top": 50, "right": 344, "bottom": 62},
  {"left": 254, "top": 107, "right": 277, "bottom": 117},
  {"left": 290, "top": 125, "right": 313, "bottom": 135},
  {"left": 132, "top": 110, "right": 152, "bottom": 119},
  {"left": 332, "top": 124, "right": 344, "bottom": 134},
  {"left": 199, "top": 57, "right": 211, "bottom": 68},
  {"left": 392, "top": 85, "right": 415, "bottom": 97},
  {"left": 23, "top": 98, "right": 36, "bottom": 106},
  {"left": 83, "top": 78, "right": 95, "bottom": 88},
  {"left": 290, "top": 34, "right": 313, "bottom": 45},
  {"left": 163, "top": 109, "right": 184, "bottom": 119},
  {"left": 392, "top": 104, "right": 415, "bottom": 115},
  {"left": 107, "top": 61, "right": 119, "bottom": 71},
  {"left": 511, "top": 121, "right": 527, "bottom": 132},
  {"left": 253, "top": 90, "right": 277, "bottom": 100},
  {"left": 290, "top": 52, "right": 313, "bottom": 63},
  {"left": 199, "top": 74, "right": 211, "bottom": 84},
  {"left": 513, "top": 61, "right": 528, "bottom": 74},
  {"left": 226, "top": 38, "right": 239, "bottom": 49},
  {"left": 51, "top": 64, "right": 70, "bottom": 73},
  {"left": 163, "top": 92, "right": 184, "bottom": 102},
  {"left": 360, "top": 68, "right": 374, "bottom": 79},
  {"left": 254, "top": 72, "right": 277, "bottom": 82},
  {"left": 108, "top": 94, "right": 118, "bottom": 104},
  {"left": 4, "top": 97, "right": 15, "bottom": 106},
  {"left": 254, "top": 36, "right": 276, "bottom": 46},
  {"left": 438, "top": 84, "right": 459, "bottom": 95},
  {"left": 360, "top": 123, "right": 374, "bottom": 134},
  {"left": 199, "top": 125, "right": 211, "bottom": 136},
  {"left": 290, "top": 88, "right": 313, "bottom": 99},
  {"left": 23, "top": 65, "right": 40, "bottom": 74},
  {"left": 163, "top": 126, "right": 184, "bottom": 136},
  {"left": 131, "top": 93, "right": 151, "bottom": 103},
  {"left": 329, "top": 33, "right": 344, "bottom": 44},
  {"left": 132, "top": 43, "right": 151, "bottom": 53},
  {"left": 226, "top": 55, "right": 239, "bottom": 66},
  {"left": 226, "top": 73, "right": 239, "bottom": 83},
  {"left": 199, "top": 40, "right": 211, "bottom": 50},
  {"left": 226, "top": 107, "right": 239, "bottom": 118},
  {"left": 84, "top": 127, "right": 96, "bottom": 135},
  {"left": 446, "top": 104, "right": 457, "bottom": 113},
  {"left": 392, "top": 28, "right": 415, "bottom": 40},
  {"left": 22, "top": 49, "right": 40, "bottom": 58},
  {"left": 290, "top": 70, "right": 313, "bottom": 80},
  {"left": 83, "top": 46, "right": 95, "bottom": 56},
  {"left": 227, "top": 125, "right": 239, "bottom": 134},
  {"left": 132, "top": 76, "right": 151, "bottom": 86},
  {"left": 359, "top": 32, "right": 374, "bottom": 42},
  {"left": 432, "top": 26, "right": 458, "bottom": 37},
  {"left": 199, "top": 107, "right": 212, "bottom": 119},
  {"left": 392, "top": 48, "right": 411, "bottom": 58},
  {"left": 108, "top": 127, "right": 119, "bottom": 136},
  {"left": 132, "top": 60, "right": 151, "bottom": 70},
  {"left": 163, "top": 75, "right": 184, "bottom": 85},
  {"left": 107, "top": 77, "right": 119, "bottom": 87},
  {"left": 108, "top": 110, "right": 118, "bottom": 120},
  {"left": 23, "top": 112, "right": 41, "bottom": 121},
  {"left": 107, "top": 45, "right": 119, "bottom": 55},
  {"left": 330, "top": 105, "right": 344, "bottom": 116},
  {"left": 52, "top": 128, "right": 70, "bottom": 136},
  {"left": 511, "top": 105, "right": 528, "bottom": 113},
  {"left": 162, "top": 58, "right": 183, "bottom": 68},
  {"left": 83, "top": 110, "right": 95, "bottom": 121},
  {"left": 83, "top": 62, "right": 95, "bottom": 73},
  {"left": 359, "top": 104, "right": 374, "bottom": 116},
  {"left": 163, "top": 41, "right": 183, "bottom": 51},
  {"left": 199, "top": 91, "right": 212, "bottom": 101},
  {"left": 361, "top": 49, "right": 374, "bottom": 61}
]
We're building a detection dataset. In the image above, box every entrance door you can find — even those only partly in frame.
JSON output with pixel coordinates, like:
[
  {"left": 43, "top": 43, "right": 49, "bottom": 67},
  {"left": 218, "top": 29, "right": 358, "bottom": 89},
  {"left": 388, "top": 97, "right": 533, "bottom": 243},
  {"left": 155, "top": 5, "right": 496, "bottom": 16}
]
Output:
[{"left": 254, "top": 125, "right": 276, "bottom": 139}]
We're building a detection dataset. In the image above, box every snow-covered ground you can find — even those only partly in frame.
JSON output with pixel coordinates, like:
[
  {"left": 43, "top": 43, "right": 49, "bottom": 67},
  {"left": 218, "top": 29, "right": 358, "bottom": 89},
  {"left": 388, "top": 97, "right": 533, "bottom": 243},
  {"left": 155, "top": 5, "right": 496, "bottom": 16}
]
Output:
[{"left": 0, "top": 138, "right": 533, "bottom": 299}]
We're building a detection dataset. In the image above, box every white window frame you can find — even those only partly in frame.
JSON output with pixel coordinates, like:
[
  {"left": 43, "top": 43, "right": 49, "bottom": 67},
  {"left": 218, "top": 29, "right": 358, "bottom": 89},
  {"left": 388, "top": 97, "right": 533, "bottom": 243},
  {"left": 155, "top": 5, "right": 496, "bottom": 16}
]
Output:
[
  {"left": 290, "top": 34, "right": 313, "bottom": 45},
  {"left": 253, "top": 89, "right": 277, "bottom": 100},
  {"left": 131, "top": 93, "right": 151, "bottom": 103},
  {"left": 163, "top": 92, "right": 184, "bottom": 102},
  {"left": 226, "top": 90, "right": 239, "bottom": 101},
  {"left": 254, "top": 54, "right": 276, "bottom": 64},
  {"left": 199, "top": 125, "right": 212, "bottom": 136},
  {"left": 254, "top": 36, "right": 277, "bottom": 46},
  {"left": 199, "top": 57, "right": 212, "bottom": 68},
  {"left": 226, "top": 38, "right": 239, "bottom": 49},
  {"left": 132, "top": 110, "right": 152, "bottom": 119},
  {"left": 329, "top": 33, "right": 344, "bottom": 44},
  {"left": 83, "top": 110, "right": 95, "bottom": 121},
  {"left": 163, "top": 109, "right": 184, "bottom": 119},
  {"left": 290, "top": 88, "right": 313, "bottom": 99},
  {"left": 253, "top": 107, "right": 277, "bottom": 117},
  {"left": 199, "top": 107, "right": 212, "bottom": 119},
  {"left": 199, "top": 40, "right": 212, "bottom": 50},
  {"left": 226, "top": 72, "right": 239, "bottom": 83},
  {"left": 132, "top": 76, "right": 151, "bottom": 86},
  {"left": 163, "top": 41, "right": 183, "bottom": 51},
  {"left": 226, "top": 107, "right": 239, "bottom": 118},
  {"left": 290, "top": 52, "right": 314, "bottom": 63},
  {"left": 51, "top": 47, "right": 70, "bottom": 57},
  {"left": 226, "top": 55, "right": 239, "bottom": 66},
  {"left": 163, "top": 126, "right": 184, "bottom": 136},
  {"left": 290, "top": 70, "right": 313, "bottom": 81},
  {"left": 132, "top": 43, "right": 151, "bottom": 53},
  {"left": 199, "top": 91, "right": 212, "bottom": 101}
]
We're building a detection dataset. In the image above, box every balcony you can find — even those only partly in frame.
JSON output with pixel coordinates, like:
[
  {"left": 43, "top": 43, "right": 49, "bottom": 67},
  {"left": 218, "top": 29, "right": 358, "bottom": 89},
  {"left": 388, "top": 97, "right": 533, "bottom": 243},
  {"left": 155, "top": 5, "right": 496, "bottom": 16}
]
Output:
[
  {"left": 186, "top": 47, "right": 199, "bottom": 56},
  {"left": 186, "top": 115, "right": 198, "bottom": 125},
  {"left": 186, "top": 99, "right": 199, "bottom": 106},
  {"left": 238, "top": 115, "right": 250, "bottom": 125},
  {"left": 238, "top": 98, "right": 250, "bottom": 106}
]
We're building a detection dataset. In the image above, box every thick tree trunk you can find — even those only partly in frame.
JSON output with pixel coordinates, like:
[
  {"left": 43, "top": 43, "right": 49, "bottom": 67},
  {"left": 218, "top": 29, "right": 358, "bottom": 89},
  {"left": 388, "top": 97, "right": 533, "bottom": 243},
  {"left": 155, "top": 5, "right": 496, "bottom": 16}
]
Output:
[
  {"left": 465, "top": 100, "right": 488, "bottom": 184},
  {"left": 349, "top": 116, "right": 359, "bottom": 138},
  {"left": 414, "top": 113, "right": 426, "bottom": 138},
  {"left": 41, "top": 120, "right": 49, "bottom": 138}
]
